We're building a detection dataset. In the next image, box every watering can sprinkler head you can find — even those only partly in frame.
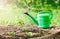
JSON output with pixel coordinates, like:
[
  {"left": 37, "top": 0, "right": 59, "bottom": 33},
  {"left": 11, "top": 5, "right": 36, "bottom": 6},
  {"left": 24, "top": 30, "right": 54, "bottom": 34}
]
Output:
[{"left": 24, "top": 12, "right": 28, "bottom": 15}]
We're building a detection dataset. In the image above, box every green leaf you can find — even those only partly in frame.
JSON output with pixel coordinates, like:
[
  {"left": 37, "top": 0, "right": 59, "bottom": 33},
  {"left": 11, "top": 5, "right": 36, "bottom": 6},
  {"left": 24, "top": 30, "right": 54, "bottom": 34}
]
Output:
[
  {"left": 7, "top": 32, "right": 15, "bottom": 35},
  {"left": 26, "top": 32, "right": 33, "bottom": 37}
]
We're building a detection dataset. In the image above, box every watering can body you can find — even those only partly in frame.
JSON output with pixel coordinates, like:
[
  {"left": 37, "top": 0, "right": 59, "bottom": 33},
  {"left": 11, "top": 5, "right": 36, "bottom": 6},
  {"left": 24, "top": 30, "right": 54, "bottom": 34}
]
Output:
[{"left": 24, "top": 10, "right": 53, "bottom": 29}]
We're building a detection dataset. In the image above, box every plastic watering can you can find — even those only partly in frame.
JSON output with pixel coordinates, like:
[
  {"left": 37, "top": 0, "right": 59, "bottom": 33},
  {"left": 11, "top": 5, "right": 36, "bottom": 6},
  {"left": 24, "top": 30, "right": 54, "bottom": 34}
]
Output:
[{"left": 24, "top": 10, "right": 53, "bottom": 29}]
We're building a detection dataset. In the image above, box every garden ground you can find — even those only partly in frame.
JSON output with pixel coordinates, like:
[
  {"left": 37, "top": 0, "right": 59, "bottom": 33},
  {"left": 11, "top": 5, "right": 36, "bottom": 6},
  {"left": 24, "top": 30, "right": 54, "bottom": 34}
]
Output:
[{"left": 0, "top": 25, "right": 60, "bottom": 39}]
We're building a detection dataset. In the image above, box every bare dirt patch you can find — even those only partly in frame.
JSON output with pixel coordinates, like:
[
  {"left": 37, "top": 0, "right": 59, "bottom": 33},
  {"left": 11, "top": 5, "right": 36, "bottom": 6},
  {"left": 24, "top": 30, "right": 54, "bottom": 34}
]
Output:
[{"left": 0, "top": 25, "right": 60, "bottom": 39}]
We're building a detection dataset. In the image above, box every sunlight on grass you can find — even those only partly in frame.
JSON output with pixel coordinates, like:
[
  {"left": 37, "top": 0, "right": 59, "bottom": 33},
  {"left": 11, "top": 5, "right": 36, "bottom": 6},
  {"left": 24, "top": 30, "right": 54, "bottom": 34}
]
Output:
[
  {"left": 0, "top": 7, "right": 60, "bottom": 25},
  {"left": 0, "top": 0, "right": 60, "bottom": 25},
  {"left": 0, "top": 6, "right": 34, "bottom": 25}
]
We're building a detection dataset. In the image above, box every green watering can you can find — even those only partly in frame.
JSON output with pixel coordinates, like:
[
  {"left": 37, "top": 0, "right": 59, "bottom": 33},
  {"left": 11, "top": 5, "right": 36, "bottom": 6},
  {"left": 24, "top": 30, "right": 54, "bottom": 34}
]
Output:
[{"left": 24, "top": 10, "right": 53, "bottom": 29}]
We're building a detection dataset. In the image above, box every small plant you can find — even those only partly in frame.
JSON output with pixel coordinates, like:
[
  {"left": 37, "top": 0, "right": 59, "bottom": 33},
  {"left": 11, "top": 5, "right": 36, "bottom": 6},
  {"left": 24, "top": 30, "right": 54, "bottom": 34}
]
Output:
[
  {"left": 22, "top": 27, "right": 28, "bottom": 31},
  {"left": 7, "top": 32, "right": 15, "bottom": 35},
  {"left": 41, "top": 30, "right": 44, "bottom": 33},
  {"left": 26, "top": 32, "right": 33, "bottom": 37}
]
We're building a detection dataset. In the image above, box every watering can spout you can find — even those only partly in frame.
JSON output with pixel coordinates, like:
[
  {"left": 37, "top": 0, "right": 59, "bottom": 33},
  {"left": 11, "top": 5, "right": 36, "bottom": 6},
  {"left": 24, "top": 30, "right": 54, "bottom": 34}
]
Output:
[{"left": 24, "top": 12, "right": 38, "bottom": 25}]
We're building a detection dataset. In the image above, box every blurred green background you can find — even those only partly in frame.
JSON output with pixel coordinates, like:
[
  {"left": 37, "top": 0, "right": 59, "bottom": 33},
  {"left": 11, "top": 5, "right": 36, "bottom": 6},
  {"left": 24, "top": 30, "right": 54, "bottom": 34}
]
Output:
[{"left": 0, "top": 0, "right": 60, "bottom": 25}]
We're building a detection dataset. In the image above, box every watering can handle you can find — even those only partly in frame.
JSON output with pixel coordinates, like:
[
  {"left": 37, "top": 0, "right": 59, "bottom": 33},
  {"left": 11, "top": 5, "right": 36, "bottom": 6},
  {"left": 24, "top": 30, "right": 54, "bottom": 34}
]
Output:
[
  {"left": 50, "top": 15, "right": 52, "bottom": 19},
  {"left": 49, "top": 11, "right": 53, "bottom": 19}
]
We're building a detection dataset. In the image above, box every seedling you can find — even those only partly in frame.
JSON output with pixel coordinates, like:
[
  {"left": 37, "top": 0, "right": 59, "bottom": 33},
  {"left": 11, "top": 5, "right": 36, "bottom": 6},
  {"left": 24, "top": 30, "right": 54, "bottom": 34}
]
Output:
[
  {"left": 7, "top": 32, "right": 15, "bottom": 35},
  {"left": 41, "top": 30, "right": 44, "bottom": 33},
  {"left": 22, "top": 27, "right": 28, "bottom": 31},
  {"left": 26, "top": 32, "right": 33, "bottom": 37}
]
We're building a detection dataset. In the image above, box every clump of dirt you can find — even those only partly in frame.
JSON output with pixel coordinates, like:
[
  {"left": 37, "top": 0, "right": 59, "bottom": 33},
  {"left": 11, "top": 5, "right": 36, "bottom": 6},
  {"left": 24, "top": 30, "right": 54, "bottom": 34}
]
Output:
[{"left": 0, "top": 25, "right": 60, "bottom": 39}]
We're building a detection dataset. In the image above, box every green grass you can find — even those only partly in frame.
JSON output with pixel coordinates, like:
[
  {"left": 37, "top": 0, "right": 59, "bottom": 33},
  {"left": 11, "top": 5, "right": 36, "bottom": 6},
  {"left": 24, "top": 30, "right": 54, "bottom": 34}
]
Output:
[
  {"left": 51, "top": 10, "right": 60, "bottom": 26},
  {"left": 0, "top": 7, "right": 60, "bottom": 26},
  {"left": 0, "top": 7, "right": 35, "bottom": 25}
]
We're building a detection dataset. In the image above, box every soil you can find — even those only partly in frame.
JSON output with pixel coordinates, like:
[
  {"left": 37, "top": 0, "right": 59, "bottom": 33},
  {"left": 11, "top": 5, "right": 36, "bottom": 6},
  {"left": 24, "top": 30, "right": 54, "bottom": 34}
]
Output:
[{"left": 0, "top": 25, "right": 60, "bottom": 39}]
